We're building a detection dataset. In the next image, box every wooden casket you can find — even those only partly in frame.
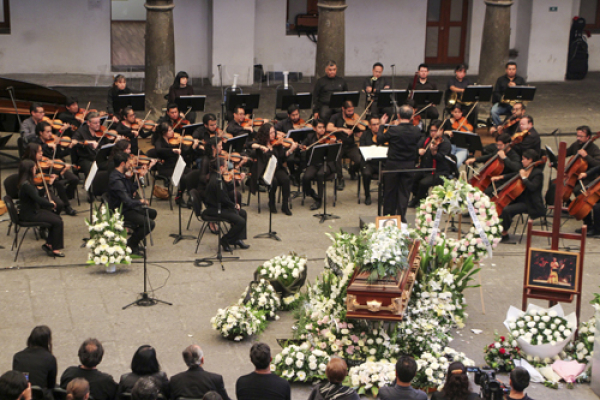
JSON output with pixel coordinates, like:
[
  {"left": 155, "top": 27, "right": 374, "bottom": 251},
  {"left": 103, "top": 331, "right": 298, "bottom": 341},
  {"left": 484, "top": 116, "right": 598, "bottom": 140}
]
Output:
[{"left": 346, "top": 240, "right": 421, "bottom": 321}]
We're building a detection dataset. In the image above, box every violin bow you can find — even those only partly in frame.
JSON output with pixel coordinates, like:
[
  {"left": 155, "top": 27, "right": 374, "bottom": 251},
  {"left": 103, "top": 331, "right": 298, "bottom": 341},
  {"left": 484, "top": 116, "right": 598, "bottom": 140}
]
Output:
[
  {"left": 303, "top": 130, "right": 341, "bottom": 152},
  {"left": 349, "top": 100, "right": 374, "bottom": 135},
  {"left": 491, "top": 180, "right": 498, "bottom": 198},
  {"left": 173, "top": 108, "right": 192, "bottom": 131},
  {"left": 137, "top": 111, "right": 152, "bottom": 133},
  {"left": 36, "top": 161, "right": 53, "bottom": 201},
  {"left": 580, "top": 180, "right": 588, "bottom": 195},
  {"left": 82, "top": 102, "right": 91, "bottom": 123},
  {"left": 455, "top": 101, "right": 478, "bottom": 132}
]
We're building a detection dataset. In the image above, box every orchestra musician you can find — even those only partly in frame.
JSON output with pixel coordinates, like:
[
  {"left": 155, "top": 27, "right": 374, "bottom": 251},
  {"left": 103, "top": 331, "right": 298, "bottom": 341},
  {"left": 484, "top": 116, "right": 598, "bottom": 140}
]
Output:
[
  {"left": 204, "top": 157, "right": 250, "bottom": 252},
  {"left": 107, "top": 74, "right": 132, "bottom": 121},
  {"left": 575, "top": 164, "right": 600, "bottom": 237},
  {"left": 312, "top": 60, "right": 348, "bottom": 124},
  {"left": 72, "top": 112, "right": 103, "bottom": 178},
  {"left": 22, "top": 142, "right": 65, "bottom": 216},
  {"left": 227, "top": 107, "right": 255, "bottom": 138},
  {"left": 327, "top": 100, "right": 364, "bottom": 190},
  {"left": 191, "top": 113, "right": 220, "bottom": 166},
  {"left": 407, "top": 63, "right": 440, "bottom": 121},
  {"left": 57, "top": 97, "right": 82, "bottom": 135},
  {"left": 446, "top": 64, "right": 477, "bottom": 128},
  {"left": 491, "top": 149, "right": 545, "bottom": 244},
  {"left": 116, "top": 106, "right": 154, "bottom": 155},
  {"left": 409, "top": 120, "right": 452, "bottom": 208},
  {"left": 359, "top": 116, "right": 383, "bottom": 206},
  {"left": 490, "top": 62, "right": 526, "bottom": 127},
  {"left": 378, "top": 105, "right": 422, "bottom": 222},
  {"left": 98, "top": 139, "right": 132, "bottom": 173},
  {"left": 249, "top": 123, "right": 296, "bottom": 215},
  {"left": 21, "top": 104, "right": 49, "bottom": 143},
  {"left": 275, "top": 105, "right": 308, "bottom": 185},
  {"left": 17, "top": 159, "right": 65, "bottom": 257},
  {"left": 157, "top": 103, "right": 186, "bottom": 133},
  {"left": 30, "top": 122, "right": 79, "bottom": 215},
  {"left": 107, "top": 151, "right": 156, "bottom": 257},
  {"left": 512, "top": 115, "right": 541, "bottom": 157},
  {"left": 302, "top": 120, "right": 336, "bottom": 211},
  {"left": 441, "top": 105, "right": 472, "bottom": 168},
  {"left": 489, "top": 101, "right": 526, "bottom": 137},
  {"left": 364, "top": 62, "right": 390, "bottom": 117},
  {"left": 168, "top": 71, "right": 196, "bottom": 123}
]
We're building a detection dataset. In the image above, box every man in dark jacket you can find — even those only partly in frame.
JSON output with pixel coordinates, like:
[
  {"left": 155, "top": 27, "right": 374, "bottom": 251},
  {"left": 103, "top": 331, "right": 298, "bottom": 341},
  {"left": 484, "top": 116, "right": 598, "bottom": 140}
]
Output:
[
  {"left": 491, "top": 62, "right": 526, "bottom": 126},
  {"left": 169, "top": 345, "right": 230, "bottom": 400},
  {"left": 512, "top": 115, "right": 541, "bottom": 157},
  {"left": 312, "top": 61, "right": 348, "bottom": 123}
]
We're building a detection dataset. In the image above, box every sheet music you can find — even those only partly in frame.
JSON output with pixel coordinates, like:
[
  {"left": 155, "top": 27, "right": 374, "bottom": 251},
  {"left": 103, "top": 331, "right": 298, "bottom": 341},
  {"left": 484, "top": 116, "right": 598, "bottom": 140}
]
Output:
[
  {"left": 359, "top": 145, "right": 388, "bottom": 161},
  {"left": 263, "top": 155, "right": 277, "bottom": 186},
  {"left": 171, "top": 155, "right": 187, "bottom": 187},
  {"left": 84, "top": 161, "right": 98, "bottom": 192}
]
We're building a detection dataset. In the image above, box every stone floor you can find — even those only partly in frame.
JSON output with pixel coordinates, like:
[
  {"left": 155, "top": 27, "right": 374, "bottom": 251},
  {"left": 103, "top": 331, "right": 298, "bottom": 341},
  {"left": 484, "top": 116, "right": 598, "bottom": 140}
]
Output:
[{"left": 0, "top": 73, "right": 600, "bottom": 399}]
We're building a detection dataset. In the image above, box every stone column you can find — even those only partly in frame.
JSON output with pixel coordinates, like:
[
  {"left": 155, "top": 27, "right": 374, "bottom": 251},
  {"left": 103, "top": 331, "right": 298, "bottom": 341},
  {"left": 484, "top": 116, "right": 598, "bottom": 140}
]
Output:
[
  {"left": 315, "top": 0, "right": 347, "bottom": 79},
  {"left": 478, "top": 0, "right": 513, "bottom": 85},
  {"left": 144, "top": 0, "right": 175, "bottom": 118}
]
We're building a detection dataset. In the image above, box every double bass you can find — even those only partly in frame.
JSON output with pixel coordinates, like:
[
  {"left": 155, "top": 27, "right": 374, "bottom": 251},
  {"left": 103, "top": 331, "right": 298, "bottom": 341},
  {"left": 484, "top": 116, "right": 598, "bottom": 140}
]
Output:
[
  {"left": 491, "top": 157, "right": 547, "bottom": 216},
  {"left": 568, "top": 175, "right": 600, "bottom": 220},
  {"left": 469, "top": 130, "right": 529, "bottom": 191},
  {"left": 562, "top": 131, "right": 600, "bottom": 201}
]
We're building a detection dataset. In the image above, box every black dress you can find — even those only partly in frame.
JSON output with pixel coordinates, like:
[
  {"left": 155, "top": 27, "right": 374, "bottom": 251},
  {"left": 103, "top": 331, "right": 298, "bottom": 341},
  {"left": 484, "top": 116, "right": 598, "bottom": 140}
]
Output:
[{"left": 19, "top": 181, "right": 64, "bottom": 250}]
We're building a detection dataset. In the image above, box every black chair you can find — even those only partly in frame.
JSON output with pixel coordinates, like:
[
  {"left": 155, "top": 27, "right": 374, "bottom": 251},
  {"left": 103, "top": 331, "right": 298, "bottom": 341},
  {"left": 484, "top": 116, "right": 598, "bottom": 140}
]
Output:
[
  {"left": 4, "top": 173, "right": 19, "bottom": 235},
  {"left": 301, "top": 171, "right": 337, "bottom": 208},
  {"left": 4, "top": 195, "right": 51, "bottom": 262},
  {"left": 189, "top": 189, "right": 229, "bottom": 254},
  {"left": 147, "top": 148, "right": 173, "bottom": 210},
  {"left": 17, "top": 137, "right": 25, "bottom": 159},
  {"left": 513, "top": 210, "right": 549, "bottom": 245},
  {"left": 52, "top": 387, "right": 67, "bottom": 400},
  {"left": 30, "top": 386, "right": 45, "bottom": 400}
]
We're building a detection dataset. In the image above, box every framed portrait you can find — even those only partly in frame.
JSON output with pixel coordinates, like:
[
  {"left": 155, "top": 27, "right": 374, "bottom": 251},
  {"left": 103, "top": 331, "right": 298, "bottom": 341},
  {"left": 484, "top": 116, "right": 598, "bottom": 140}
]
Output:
[
  {"left": 376, "top": 215, "right": 401, "bottom": 229},
  {"left": 526, "top": 248, "right": 580, "bottom": 293}
]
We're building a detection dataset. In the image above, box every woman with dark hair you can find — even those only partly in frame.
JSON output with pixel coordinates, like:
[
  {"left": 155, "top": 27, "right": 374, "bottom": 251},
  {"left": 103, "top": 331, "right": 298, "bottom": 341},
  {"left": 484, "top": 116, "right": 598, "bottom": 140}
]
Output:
[
  {"left": 431, "top": 362, "right": 478, "bottom": 400},
  {"left": 17, "top": 159, "right": 65, "bottom": 257},
  {"left": 66, "top": 378, "right": 89, "bottom": 400},
  {"left": 13, "top": 326, "right": 57, "bottom": 391},
  {"left": 107, "top": 74, "right": 133, "bottom": 119},
  {"left": 117, "top": 346, "right": 169, "bottom": 398},
  {"left": 168, "top": 71, "right": 195, "bottom": 123},
  {"left": 308, "top": 358, "right": 359, "bottom": 400},
  {"left": 248, "top": 123, "right": 296, "bottom": 215}
]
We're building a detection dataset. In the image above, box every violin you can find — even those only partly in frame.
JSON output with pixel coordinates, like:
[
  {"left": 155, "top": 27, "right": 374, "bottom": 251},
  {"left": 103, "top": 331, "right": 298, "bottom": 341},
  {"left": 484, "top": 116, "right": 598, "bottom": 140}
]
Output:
[
  {"left": 131, "top": 119, "right": 157, "bottom": 131},
  {"left": 469, "top": 130, "right": 530, "bottom": 191},
  {"left": 293, "top": 118, "right": 310, "bottom": 129},
  {"left": 563, "top": 131, "right": 600, "bottom": 201},
  {"left": 222, "top": 168, "right": 245, "bottom": 183},
  {"left": 242, "top": 117, "right": 270, "bottom": 129},
  {"left": 228, "top": 152, "right": 249, "bottom": 164},
  {"left": 209, "top": 128, "right": 233, "bottom": 141},
  {"left": 491, "top": 157, "right": 547, "bottom": 215},
  {"left": 496, "top": 116, "right": 521, "bottom": 135},
  {"left": 271, "top": 136, "right": 296, "bottom": 148},
  {"left": 568, "top": 175, "right": 600, "bottom": 220},
  {"left": 451, "top": 117, "right": 473, "bottom": 132},
  {"left": 172, "top": 117, "right": 190, "bottom": 133},
  {"left": 417, "top": 135, "right": 444, "bottom": 167},
  {"left": 134, "top": 154, "right": 163, "bottom": 165},
  {"left": 33, "top": 173, "right": 54, "bottom": 185},
  {"left": 168, "top": 135, "right": 195, "bottom": 146},
  {"left": 343, "top": 114, "right": 368, "bottom": 131}
]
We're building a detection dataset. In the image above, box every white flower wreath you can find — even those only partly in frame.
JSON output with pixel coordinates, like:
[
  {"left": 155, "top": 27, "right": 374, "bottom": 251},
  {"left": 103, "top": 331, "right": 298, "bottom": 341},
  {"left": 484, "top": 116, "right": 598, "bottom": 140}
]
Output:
[{"left": 414, "top": 177, "right": 503, "bottom": 262}]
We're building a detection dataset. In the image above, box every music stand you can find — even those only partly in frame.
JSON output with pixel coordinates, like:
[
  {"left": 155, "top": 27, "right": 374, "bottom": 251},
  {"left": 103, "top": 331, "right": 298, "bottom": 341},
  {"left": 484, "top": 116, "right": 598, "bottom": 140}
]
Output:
[
  {"left": 175, "top": 95, "right": 206, "bottom": 113},
  {"left": 308, "top": 143, "right": 342, "bottom": 223},
  {"left": 503, "top": 86, "right": 536, "bottom": 102},
  {"left": 281, "top": 93, "right": 313, "bottom": 110},
  {"left": 286, "top": 128, "right": 312, "bottom": 142},
  {"left": 169, "top": 156, "right": 195, "bottom": 244},
  {"left": 412, "top": 90, "right": 443, "bottom": 106},
  {"left": 227, "top": 93, "right": 260, "bottom": 113},
  {"left": 378, "top": 90, "right": 409, "bottom": 113},
  {"left": 461, "top": 85, "right": 493, "bottom": 103},
  {"left": 254, "top": 155, "right": 280, "bottom": 241},
  {"left": 451, "top": 131, "right": 483, "bottom": 153},
  {"left": 546, "top": 145, "right": 558, "bottom": 169},
  {"left": 95, "top": 143, "right": 114, "bottom": 165},
  {"left": 115, "top": 94, "right": 145, "bottom": 112},
  {"left": 329, "top": 91, "right": 361, "bottom": 109},
  {"left": 223, "top": 134, "right": 248, "bottom": 154},
  {"left": 181, "top": 123, "right": 203, "bottom": 137}
]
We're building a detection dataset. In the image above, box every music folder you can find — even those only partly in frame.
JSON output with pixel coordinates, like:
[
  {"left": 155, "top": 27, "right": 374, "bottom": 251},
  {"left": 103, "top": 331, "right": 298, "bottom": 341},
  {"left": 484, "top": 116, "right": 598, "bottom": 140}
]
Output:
[{"left": 359, "top": 145, "right": 388, "bottom": 161}]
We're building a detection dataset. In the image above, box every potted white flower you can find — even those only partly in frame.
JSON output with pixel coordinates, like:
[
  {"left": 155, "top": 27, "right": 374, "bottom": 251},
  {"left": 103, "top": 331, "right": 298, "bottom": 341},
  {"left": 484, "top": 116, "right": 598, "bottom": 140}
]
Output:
[{"left": 85, "top": 204, "right": 132, "bottom": 273}]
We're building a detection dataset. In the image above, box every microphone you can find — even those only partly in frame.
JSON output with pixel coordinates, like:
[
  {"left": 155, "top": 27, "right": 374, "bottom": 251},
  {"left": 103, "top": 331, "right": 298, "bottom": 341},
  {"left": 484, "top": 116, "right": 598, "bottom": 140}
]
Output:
[{"left": 217, "top": 64, "right": 222, "bottom": 67}]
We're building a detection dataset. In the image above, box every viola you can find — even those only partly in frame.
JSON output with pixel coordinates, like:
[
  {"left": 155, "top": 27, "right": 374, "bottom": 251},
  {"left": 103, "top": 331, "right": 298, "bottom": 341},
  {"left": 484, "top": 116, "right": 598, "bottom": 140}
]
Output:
[
  {"left": 563, "top": 131, "right": 600, "bottom": 201},
  {"left": 451, "top": 117, "right": 473, "bottom": 132},
  {"left": 469, "top": 130, "right": 530, "bottom": 191},
  {"left": 568, "top": 175, "right": 600, "bottom": 220},
  {"left": 343, "top": 114, "right": 368, "bottom": 131},
  {"left": 491, "top": 157, "right": 547, "bottom": 215}
]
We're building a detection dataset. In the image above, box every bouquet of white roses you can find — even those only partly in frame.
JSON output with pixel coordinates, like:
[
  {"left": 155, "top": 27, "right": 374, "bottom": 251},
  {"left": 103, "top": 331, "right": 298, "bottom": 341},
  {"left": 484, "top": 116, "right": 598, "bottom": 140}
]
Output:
[
  {"left": 358, "top": 224, "right": 409, "bottom": 282},
  {"left": 414, "top": 346, "right": 475, "bottom": 390},
  {"left": 85, "top": 204, "right": 132, "bottom": 268},
  {"left": 397, "top": 310, "right": 453, "bottom": 356},
  {"left": 564, "top": 316, "right": 595, "bottom": 363},
  {"left": 272, "top": 343, "right": 330, "bottom": 382},
  {"left": 210, "top": 304, "right": 264, "bottom": 341},
  {"left": 347, "top": 359, "right": 397, "bottom": 397},
  {"left": 256, "top": 253, "right": 308, "bottom": 295},
  {"left": 504, "top": 304, "right": 577, "bottom": 358},
  {"left": 239, "top": 279, "right": 281, "bottom": 319}
]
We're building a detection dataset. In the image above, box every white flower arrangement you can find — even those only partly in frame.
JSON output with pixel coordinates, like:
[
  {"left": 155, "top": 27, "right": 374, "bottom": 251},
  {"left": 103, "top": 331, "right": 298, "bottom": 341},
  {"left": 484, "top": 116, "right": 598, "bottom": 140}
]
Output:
[
  {"left": 397, "top": 310, "right": 453, "bottom": 356},
  {"left": 210, "top": 304, "right": 264, "bottom": 341},
  {"left": 504, "top": 304, "right": 577, "bottom": 358},
  {"left": 239, "top": 279, "right": 281, "bottom": 319},
  {"left": 414, "top": 346, "right": 475, "bottom": 390},
  {"left": 564, "top": 316, "right": 595, "bottom": 363},
  {"left": 272, "top": 343, "right": 330, "bottom": 382},
  {"left": 256, "top": 253, "right": 307, "bottom": 294},
  {"left": 414, "top": 177, "right": 502, "bottom": 262},
  {"left": 85, "top": 204, "right": 132, "bottom": 267},
  {"left": 358, "top": 224, "right": 410, "bottom": 282},
  {"left": 347, "top": 359, "right": 397, "bottom": 397}
]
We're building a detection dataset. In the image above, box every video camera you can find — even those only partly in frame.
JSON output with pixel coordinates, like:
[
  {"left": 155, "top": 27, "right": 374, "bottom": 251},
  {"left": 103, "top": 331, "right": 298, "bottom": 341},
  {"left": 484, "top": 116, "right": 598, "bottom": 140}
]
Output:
[{"left": 467, "top": 367, "right": 509, "bottom": 400}]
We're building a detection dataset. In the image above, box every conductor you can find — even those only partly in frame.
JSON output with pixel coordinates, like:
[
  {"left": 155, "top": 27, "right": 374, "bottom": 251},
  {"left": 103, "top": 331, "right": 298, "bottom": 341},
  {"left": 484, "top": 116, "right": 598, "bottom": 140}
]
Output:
[{"left": 378, "top": 105, "right": 422, "bottom": 222}]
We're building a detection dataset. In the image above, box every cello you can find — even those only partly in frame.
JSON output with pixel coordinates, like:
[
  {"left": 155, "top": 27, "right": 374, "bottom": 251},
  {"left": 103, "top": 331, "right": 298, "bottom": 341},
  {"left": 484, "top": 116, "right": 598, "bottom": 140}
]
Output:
[
  {"left": 568, "top": 175, "right": 600, "bottom": 220},
  {"left": 491, "top": 156, "right": 547, "bottom": 216},
  {"left": 562, "top": 131, "right": 600, "bottom": 201},
  {"left": 469, "top": 130, "right": 529, "bottom": 191}
]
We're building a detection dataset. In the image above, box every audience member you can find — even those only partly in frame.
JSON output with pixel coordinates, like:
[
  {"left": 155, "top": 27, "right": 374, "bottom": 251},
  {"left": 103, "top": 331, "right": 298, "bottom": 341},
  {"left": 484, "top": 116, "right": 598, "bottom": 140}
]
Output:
[
  {"left": 0, "top": 371, "right": 30, "bottom": 400},
  {"left": 377, "top": 356, "right": 427, "bottom": 400},
  {"left": 507, "top": 367, "right": 534, "bottom": 400},
  {"left": 169, "top": 345, "right": 230, "bottom": 400},
  {"left": 131, "top": 377, "right": 159, "bottom": 400},
  {"left": 66, "top": 378, "right": 89, "bottom": 400},
  {"left": 236, "top": 343, "right": 290, "bottom": 400},
  {"left": 60, "top": 339, "right": 117, "bottom": 400},
  {"left": 430, "top": 362, "right": 478, "bottom": 400},
  {"left": 12, "top": 326, "right": 57, "bottom": 391},
  {"left": 118, "top": 345, "right": 169, "bottom": 398},
  {"left": 307, "top": 358, "right": 359, "bottom": 400}
]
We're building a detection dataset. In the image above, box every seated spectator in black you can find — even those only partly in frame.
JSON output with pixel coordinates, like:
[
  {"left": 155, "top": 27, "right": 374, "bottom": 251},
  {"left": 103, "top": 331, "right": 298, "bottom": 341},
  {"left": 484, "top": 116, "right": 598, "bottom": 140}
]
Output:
[
  {"left": 60, "top": 338, "right": 117, "bottom": 400},
  {"left": 66, "top": 378, "right": 89, "bottom": 400},
  {"left": 507, "top": 367, "right": 534, "bottom": 400},
  {"left": 169, "top": 345, "right": 230, "bottom": 400},
  {"left": 308, "top": 358, "right": 359, "bottom": 400},
  {"left": 430, "top": 362, "right": 478, "bottom": 400},
  {"left": 0, "top": 371, "right": 31, "bottom": 400},
  {"left": 12, "top": 326, "right": 57, "bottom": 393},
  {"left": 118, "top": 345, "right": 169, "bottom": 398},
  {"left": 131, "top": 377, "right": 159, "bottom": 400},
  {"left": 236, "top": 343, "right": 290, "bottom": 400},
  {"left": 377, "top": 356, "right": 426, "bottom": 400},
  {"left": 202, "top": 392, "right": 222, "bottom": 400}
]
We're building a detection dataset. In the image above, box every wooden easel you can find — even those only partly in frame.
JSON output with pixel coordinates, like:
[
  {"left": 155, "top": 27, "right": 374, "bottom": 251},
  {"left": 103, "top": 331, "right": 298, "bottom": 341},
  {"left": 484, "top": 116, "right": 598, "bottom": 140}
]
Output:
[{"left": 521, "top": 142, "right": 584, "bottom": 323}]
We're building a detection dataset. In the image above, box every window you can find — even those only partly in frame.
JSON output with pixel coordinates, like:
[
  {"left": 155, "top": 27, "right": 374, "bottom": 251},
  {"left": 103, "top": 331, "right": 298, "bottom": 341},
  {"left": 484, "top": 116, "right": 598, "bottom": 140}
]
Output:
[
  {"left": 286, "top": 0, "right": 318, "bottom": 35},
  {"left": 0, "top": 0, "right": 10, "bottom": 34},
  {"left": 580, "top": 0, "right": 600, "bottom": 31}
]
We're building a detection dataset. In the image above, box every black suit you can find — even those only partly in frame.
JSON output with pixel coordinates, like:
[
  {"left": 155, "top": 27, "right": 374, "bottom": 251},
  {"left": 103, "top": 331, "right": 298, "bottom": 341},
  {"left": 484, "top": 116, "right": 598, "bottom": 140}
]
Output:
[
  {"left": 512, "top": 128, "right": 541, "bottom": 157},
  {"left": 169, "top": 366, "right": 230, "bottom": 400},
  {"left": 13, "top": 347, "right": 57, "bottom": 390},
  {"left": 60, "top": 366, "right": 118, "bottom": 400},
  {"left": 412, "top": 136, "right": 452, "bottom": 203}
]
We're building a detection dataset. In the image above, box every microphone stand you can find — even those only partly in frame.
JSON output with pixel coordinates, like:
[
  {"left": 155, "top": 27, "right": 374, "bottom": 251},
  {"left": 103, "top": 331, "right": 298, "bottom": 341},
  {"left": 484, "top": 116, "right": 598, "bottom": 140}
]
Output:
[{"left": 218, "top": 64, "right": 225, "bottom": 129}]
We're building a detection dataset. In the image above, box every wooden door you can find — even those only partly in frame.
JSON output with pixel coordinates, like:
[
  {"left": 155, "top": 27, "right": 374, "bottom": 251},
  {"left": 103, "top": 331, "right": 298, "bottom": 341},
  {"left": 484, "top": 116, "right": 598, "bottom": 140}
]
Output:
[{"left": 425, "top": 0, "right": 469, "bottom": 66}]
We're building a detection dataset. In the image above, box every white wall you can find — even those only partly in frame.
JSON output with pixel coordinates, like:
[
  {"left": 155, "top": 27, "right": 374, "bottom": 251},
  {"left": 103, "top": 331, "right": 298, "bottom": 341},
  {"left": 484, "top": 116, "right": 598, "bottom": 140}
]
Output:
[
  {"left": 466, "top": 0, "right": 485, "bottom": 75},
  {"left": 211, "top": 0, "right": 256, "bottom": 86},
  {"left": 111, "top": 0, "right": 146, "bottom": 21},
  {"left": 173, "top": 0, "right": 211, "bottom": 80},
  {"left": 526, "top": 0, "right": 574, "bottom": 81},
  {"left": 0, "top": 0, "right": 111, "bottom": 75},
  {"left": 588, "top": 36, "right": 600, "bottom": 71},
  {"left": 513, "top": 0, "right": 533, "bottom": 78}
]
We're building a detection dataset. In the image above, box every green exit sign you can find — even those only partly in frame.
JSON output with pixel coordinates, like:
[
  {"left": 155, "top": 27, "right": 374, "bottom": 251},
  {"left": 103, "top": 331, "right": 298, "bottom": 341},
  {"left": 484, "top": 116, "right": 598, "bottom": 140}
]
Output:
[{"left": 549, "top": 6, "right": 558, "bottom": 11}]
